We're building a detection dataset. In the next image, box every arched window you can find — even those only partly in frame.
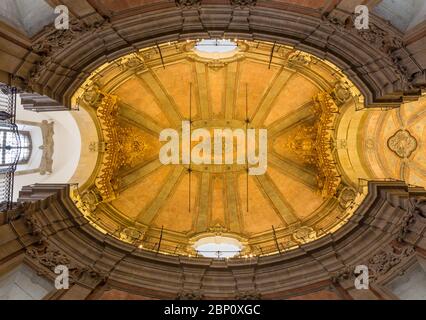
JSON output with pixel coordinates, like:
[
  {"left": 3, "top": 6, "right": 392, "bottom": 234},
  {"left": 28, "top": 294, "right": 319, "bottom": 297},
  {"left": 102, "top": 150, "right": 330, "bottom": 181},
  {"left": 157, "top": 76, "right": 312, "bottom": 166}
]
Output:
[{"left": 0, "top": 129, "right": 32, "bottom": 167}]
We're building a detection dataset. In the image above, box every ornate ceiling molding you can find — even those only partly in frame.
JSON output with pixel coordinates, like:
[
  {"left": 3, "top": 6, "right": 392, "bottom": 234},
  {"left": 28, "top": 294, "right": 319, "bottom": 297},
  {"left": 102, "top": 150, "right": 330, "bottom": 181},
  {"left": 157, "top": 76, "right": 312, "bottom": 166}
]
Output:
[
  {"left": 5, "top": 181, "right": 425, "bottom": 299},
  {"left": 10, "top": 3, "right": 423, "bottom": 109}
]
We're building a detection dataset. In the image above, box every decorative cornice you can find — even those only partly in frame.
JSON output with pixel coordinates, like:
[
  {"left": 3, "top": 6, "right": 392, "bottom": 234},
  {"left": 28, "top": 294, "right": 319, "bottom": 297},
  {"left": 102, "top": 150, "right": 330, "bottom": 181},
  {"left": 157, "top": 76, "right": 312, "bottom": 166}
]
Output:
[
  {"left": 14, "top": 3, "right": 423, "bottom": 110},
  {"left": 10, "top": 181, "right": 425, "bottom": 298}
]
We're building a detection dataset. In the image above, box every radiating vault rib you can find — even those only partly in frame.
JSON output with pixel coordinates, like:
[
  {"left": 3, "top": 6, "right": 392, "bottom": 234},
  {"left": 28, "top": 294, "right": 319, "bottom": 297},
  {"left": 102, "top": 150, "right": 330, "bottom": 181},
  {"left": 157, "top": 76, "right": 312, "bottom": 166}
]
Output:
[
  {"left": 267, "top": 102, "right": 314, "bottom": 137},
  {"left": 224, "top": 61, "right": 239, "bottom": 119},
  {"left": 251, "top": 68, "right": 295, "bottom": 126},
  {"left": 268, "top": 153, "right": 318, "bottom": 191},
  {"left": 194, "top": 62, "right": 210, "bottom": 119},
  {"left": 225, "top": 174, "right": 242, "bottom": 233},
  {"left": 118, "top": 158, "right": 163, "bottom": 193},
  {"left": 255, "top": 174, "right": 300, "bottom": 225},
  {"left": 118, "top": 102, "right": 163, "bottom": 135},
  {"left": 195, "top": 172, "right": 211, "bottom": 232},
  {"left": 137, "top": 166, "right": 185, "bottom": 224},
  {"left": 136, "top": 71, "right": 182, "bottom": 126}
]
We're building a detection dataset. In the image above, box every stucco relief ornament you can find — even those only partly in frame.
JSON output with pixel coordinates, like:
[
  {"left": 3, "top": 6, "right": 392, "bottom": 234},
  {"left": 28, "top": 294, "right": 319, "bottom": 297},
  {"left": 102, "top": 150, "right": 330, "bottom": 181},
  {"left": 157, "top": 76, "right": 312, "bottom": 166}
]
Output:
[
  {"left": 175, "top": 0, "right": 201, "bottom": 8},
  {"left": 235, "top": 290, "right": 261, "bottom": 300},
  {"left": 230, "top": 0, "right": 257, "bottom": 6},
  {"left": 367, "top": 244, "right": 415, "bottom": 282},
  {"left": 387, "top": 130, "right": 417, "bottom": 158},
  {"left": 176, "top": 290, "right": 204, "bottom": 300},
  {"left": 338, "top": 187, "right": 357, "bottom": 209},
  {"left": 292, "top": 226, "right": 317, "bottom": 244},
  {"left": 331, "top": 82, "right": 352, "bottom": 106}
]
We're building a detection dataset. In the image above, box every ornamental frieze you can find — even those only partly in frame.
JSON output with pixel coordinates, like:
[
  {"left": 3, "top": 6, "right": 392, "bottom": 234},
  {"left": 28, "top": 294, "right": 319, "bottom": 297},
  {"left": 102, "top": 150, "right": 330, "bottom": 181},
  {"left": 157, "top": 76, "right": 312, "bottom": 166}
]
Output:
[{"left": 26, "top": 243, "right": 107, "bottom": 288}]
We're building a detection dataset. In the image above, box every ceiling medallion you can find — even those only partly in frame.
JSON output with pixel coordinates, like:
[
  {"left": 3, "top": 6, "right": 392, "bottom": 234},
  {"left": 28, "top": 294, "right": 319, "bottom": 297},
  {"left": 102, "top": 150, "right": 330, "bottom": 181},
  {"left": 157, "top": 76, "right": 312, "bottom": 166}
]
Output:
[{"left": 387, "top": 129, "right": 417, "bottom": 158}]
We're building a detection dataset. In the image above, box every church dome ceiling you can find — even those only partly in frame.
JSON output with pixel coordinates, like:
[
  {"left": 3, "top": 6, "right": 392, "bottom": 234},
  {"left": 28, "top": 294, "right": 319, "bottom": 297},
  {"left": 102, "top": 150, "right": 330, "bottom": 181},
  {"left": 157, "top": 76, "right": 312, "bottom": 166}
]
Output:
[{"left": 68, "top": 39, "right": 424, "bottom": 257}]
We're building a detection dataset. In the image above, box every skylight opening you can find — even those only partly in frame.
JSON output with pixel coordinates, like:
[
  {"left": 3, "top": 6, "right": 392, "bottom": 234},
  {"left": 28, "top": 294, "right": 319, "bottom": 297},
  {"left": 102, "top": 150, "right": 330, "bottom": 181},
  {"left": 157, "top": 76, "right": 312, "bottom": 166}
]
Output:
[
  {"left": 194, "top": 236, "right": 242, "bottom": 258},
  {"left": 194, "top": 39, "right": 238, "bottom": 54}
]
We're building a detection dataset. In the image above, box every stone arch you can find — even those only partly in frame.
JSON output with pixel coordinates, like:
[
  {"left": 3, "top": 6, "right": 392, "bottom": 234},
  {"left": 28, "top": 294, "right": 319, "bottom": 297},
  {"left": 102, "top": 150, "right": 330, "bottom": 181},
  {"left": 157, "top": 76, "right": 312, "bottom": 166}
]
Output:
[{"left": 5, "top": 2, "right": 424, "bottom": 110}]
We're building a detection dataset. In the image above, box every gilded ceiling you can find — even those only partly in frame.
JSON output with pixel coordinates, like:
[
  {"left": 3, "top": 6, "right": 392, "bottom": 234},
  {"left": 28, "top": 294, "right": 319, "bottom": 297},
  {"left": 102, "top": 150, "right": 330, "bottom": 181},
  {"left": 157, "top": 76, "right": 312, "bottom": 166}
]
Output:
[{"left": 69, "top": 40, "right": 425, "bottom": 257}]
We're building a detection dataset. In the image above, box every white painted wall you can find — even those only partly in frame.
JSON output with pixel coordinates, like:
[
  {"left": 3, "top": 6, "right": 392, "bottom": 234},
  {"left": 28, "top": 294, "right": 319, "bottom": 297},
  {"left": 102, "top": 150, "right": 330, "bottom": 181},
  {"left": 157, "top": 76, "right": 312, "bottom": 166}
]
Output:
[
  {"left": 408, "top": 1, "right": 426, "bottom": 31},
  {"left": 0, "top": 0, "right": 55, "bottom": 36},
  {"left": 373, "top": 0, "right": 425, "bottom": 32},
  {"left": 13, "top": 96, "right": 82, "bottom": 200},
  {"left": 0, "top": 264, "right": 53, "bottom": 300},
  {"left": 387, "top": 257, "right": 426, "bottom": 300}
]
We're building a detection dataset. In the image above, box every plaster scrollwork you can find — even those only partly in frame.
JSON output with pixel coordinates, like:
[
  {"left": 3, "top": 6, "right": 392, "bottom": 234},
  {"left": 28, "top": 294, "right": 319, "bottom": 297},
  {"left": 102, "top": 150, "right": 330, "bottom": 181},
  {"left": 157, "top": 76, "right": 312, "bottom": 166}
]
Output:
[
  {"left": 80, "top": 188, "right": 102, "bottom": 212},
  {"left": 118, "top": 55, "right": 146, "bottom": 72},
  {"left": 207, "top": 223, "right": 229, "bottom": 235},
  {"left": 32, "top": 18, "right": 108, "bottom": 56},
  {"left": 331, "top": 244, "right": 416, "bottom": 284},
  {"left": 28, "top": 18, "right": 109, "bottom": 91}
]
